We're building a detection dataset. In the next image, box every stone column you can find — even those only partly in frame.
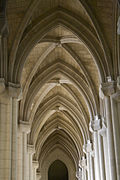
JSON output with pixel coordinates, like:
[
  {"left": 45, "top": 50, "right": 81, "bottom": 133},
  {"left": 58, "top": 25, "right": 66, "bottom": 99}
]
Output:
[
  {"left": 80, "top": 156, "right": 87, "bottom": 180},
  {"left": 83, "top": 140, "right": 94, "bottom": 180},
  {"left": 98, "top": 132, "right": 106, "bottom": 180},
  {"left": 101, "top": 81, "right": 117, "bottom": 180},
  {"left": 0, "top": 81, "right": 22, "bottom": 180},
  {"left": 32, "top": 161, "right": 39, "bottom": 180},
  {"left": 27, "top": 145, "right": 35, "bottom": 180},
  {"left": 76, "top": 167, "right": 82, "bottom": 180},
  {"left": 0, "top": 87, "right": 12, "bottom": 180},
  {"left": 17, "top": 128, "right": 23, "bottom": 180},
  {"left": 36, "top": 172, "right": 41, "bottom": 180},
  {"left": 89, "top": 115, "right": 101, "bottom": 180},
  {"left": 11, "top": 98, "right": 19, "bottom": 180},
  {"left": 111, "top": 91, "right": 120, "bottom": 179},
  {"left": 18, "top": 121, "right": 30, "bottom": 180},
  {"left": 89, "top": 115, "right": 107, "bottom": 180}
]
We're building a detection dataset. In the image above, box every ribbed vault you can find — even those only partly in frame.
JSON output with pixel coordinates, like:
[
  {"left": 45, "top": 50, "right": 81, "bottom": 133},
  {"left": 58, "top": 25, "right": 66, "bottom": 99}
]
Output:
[
  {"left": 19, "top": 8, "right": 101, "bottom": 176},
  {"left": 6, "top": 0, "right": 114, "bottom": 178}
]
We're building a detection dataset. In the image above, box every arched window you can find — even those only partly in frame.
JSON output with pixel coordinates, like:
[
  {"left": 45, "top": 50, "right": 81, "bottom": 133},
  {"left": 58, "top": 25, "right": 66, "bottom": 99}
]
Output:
[{"left": 48, "top": 160, "right": 68, "bottom": 180}]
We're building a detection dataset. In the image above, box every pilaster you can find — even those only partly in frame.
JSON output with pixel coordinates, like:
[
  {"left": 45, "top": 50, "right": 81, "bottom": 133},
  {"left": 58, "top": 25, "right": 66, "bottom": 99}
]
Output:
[
  {"left": 100, "top": 81, "right": 117, "bottom": 180},
  {"left": 32, "top": 161, "right": 39, "bottom": 180},
  {"left": 18, "top": 121, "right": 30, "bottom": 180},
  {"left": 0, "top": 81, "right": 22, "bottom": 180},
  {"left": 36, "top": 172, "right": 41, "bottom": 180},
  {"left": 83, "top": 140, "right": 94, "bottom": 180},
  {"left": 90, "top": 115, "right": 107, "bottom": 180},
  {"left": 110, "top": 90, "right": 120, "bottom": 179},
  {"left": 79, "top": 156, "right": 87, "bottom": 180},
  {"left": 76, "top": 167, "right": 82, "bottom": 180},
  {"left": 27, "top": 145, "right": 35, "bottom": 180}
]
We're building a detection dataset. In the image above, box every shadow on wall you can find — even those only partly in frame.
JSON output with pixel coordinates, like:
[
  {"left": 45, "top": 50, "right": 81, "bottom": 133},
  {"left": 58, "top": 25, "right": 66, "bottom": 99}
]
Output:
[{"left": 48, "top": 160, "right": 68, "bottom": 180}]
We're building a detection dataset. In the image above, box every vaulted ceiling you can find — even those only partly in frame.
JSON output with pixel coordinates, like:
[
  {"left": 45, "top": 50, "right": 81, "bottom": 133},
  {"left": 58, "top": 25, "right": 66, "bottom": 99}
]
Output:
[{"left": 7, "top": 0, "right": 117, "bottom": 172}]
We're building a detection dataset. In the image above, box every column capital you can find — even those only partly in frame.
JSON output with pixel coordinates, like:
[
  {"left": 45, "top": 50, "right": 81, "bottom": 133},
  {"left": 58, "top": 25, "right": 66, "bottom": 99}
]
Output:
[
  {"left": 18, "top": 120, "right": 30, "bottom": 134},
  {"left": 89, "top": 115, "right": 106, "bottom": 136},
  {"left": 8, "top": 82, "right": 22, "bottom": 100},
  {"left": 89, "top": 115, "right": 102, "bottom": 132},
  {"left": 36, "top": 171, "right": 41, "bottom": 179},
  {"left": 76, "top": 168, "right": 82, "bottom": 180},
  {"left": 83, "top": 140, "right": 93, "bottom": 154},
  {"left": 111, "top": 90, "right": 120, "bottom": 102},
  {"left": 27, "top": 144, "right": 35, "bottom": 155},
  {"left": 32, "top": 161, "right": 39, "bottom": 169},
  {"left": 101, "top": 80, "right": 116, "bottom": 96},
  {"left": 79, "top": 156, "right": 87, "bottom": 169},
  {"left": 0, "top": 79, "right": 22, "bottom": 101},
  {"left": 98, "top": 121, "right": 106, "bottom": 136}
]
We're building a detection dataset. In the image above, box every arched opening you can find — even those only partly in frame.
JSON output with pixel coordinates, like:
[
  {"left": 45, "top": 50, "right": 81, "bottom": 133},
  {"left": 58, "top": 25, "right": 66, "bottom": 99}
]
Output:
[{"left": 48, "top": 160, "right": 68, "bottom": 180}]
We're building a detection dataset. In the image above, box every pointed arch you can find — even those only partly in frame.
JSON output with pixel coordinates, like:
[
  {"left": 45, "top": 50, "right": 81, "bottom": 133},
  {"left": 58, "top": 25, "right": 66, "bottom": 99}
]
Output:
[
  {"left": 22, "top": 62, "right": 96, "bottom": 122},
  {"left": 48, "top": 160, "right": 68, "bottom": 180},
  {"left": 11, "top": 8, "right": 108, "bottom": 83}
]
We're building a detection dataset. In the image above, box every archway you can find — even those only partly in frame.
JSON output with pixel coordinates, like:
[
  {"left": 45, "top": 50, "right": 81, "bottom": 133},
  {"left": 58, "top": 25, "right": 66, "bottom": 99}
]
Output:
[{"left": 48, "top": 160, "right": 68, "bottom": 180}]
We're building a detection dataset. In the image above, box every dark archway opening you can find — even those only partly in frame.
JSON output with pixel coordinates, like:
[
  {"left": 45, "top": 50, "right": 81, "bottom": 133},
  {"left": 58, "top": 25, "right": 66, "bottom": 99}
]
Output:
[{"left": 48, "top": 160, "right": 68, "bottom": 180}]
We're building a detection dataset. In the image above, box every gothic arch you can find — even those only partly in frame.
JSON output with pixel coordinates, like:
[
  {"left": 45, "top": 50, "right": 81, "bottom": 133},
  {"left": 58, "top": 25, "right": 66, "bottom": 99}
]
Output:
[
  {"left": 48, "top": 160, "right": 68, "bottom": 180},
  {"left": 40, "top": 148, "right": 77, "bottom": 180},
  {"left": 11, "top": 8, "right": 108, "bottom": 83}
]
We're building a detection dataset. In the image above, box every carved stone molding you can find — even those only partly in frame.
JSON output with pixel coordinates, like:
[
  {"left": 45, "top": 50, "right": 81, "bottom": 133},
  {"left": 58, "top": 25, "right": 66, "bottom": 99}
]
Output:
[
  {"left": 32, "top": 161, "right": 39, "bottom": 169},
  {"left": 89, "top": 115, "right": 106, "bottom": 136},
  {"left": 76, "top": 168, "right": 82, "bottom": 180},
  {"left": 98, "top": 122, "right": 106, "bottom": 136},
  {"left": 0, "top": 79, "right": 23, "bottom": 100},
  {"left": 83, "top": 140, "right": 93, "bottom": 154},
  {"left": 36, "top": 172, "right": 41, "bottom": 180},
  {"left": 101, "top": 81, "right": 116, "bottom": 96},
  {"left": 79, "top": 156, "right": 87, "bottom": 169},
  {"left": 111, "top": 90, "right": 120, "bottom": 102},
  {"left": 18, "top": 120, "right": 31, "bottom": 134},
  {"left": 89, "top": 115, "right": 102, "bottom": 132},
  {"left": 8, "top": 82, "right": 23, "bottom": 100},
  {"left": 27, "top": 144, "right": 35, "bottom": 155}
]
